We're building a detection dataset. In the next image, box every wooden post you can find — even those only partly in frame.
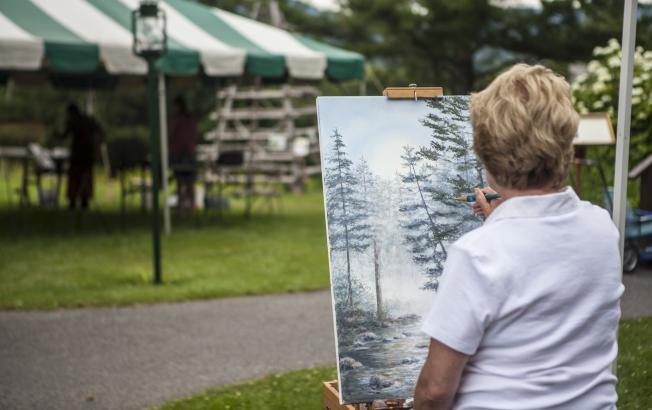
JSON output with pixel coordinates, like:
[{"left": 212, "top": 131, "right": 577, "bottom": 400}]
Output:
[
  {"left": 20, "top": 156, "right": 29, "bottom": 206},
  {"left": 640, "top": 168, "right": 652, "bottom": 211}
]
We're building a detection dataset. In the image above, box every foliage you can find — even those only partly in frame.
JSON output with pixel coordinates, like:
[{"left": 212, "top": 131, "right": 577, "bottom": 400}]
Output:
[
  {"left": 572, "top": 39, "right": 652, "bottom": 167},
  {"left": 571, "top": 39, "right": 652, "bottom": 206},
  {"left": 313, "top": 0, "right": 652, "bottom": 93},
  {"left": 0, "top": 170, "right": 330, "bottom": 310},
  {"left": 157, "top": 316, "right": 652, "bottom": 410}
]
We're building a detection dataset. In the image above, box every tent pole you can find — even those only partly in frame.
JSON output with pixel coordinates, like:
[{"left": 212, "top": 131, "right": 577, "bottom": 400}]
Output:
[
  {"left": 85, "top": 88, "right": 95, "bottom": 114},
  {"left": 613, "top": 0, "right": 637, "bottom": 273},
  {"left": 158, "top": 73, "right": 171, "bottom": 235},
  {"left": 612, "top": 0, "right": 638, "bottom": 375},
  {"left": 86, "top": 87, "right": 110, "bottom": 176}
]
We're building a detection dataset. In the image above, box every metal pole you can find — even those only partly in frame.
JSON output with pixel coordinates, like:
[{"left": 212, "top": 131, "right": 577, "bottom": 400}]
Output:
[
  {"left": 158, "top": 73, "right": 171, "bottom": 235},
  {"left": 359, "top": 80, "right": 366, "bottom": 96},
  {"left": 147, "top": 60, "right": 162, "bottom": 284},
  {"left": 85, "top": 88, "right": 95, "bottom": 115},
  {"left": 613, "top": 0, "right": 637, "bottom": 264},
  {"left": 612, "top": 0, "right": 638, "bottom": 375}
]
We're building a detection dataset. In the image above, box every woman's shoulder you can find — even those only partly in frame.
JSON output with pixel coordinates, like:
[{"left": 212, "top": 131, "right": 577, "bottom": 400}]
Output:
[
  {"left": 452, "top": 219, "right": 503, "bottom": 252},
  {"left": 576, "top": 199, "right": 619, "bottom": 238}
]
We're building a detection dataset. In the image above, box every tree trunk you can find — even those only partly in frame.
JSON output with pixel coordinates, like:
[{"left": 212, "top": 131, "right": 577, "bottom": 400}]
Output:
[
  {"left": 344, "top": 225, "right": 352, "bottom": 307},
  {"left": 374, "top": 239, "right": 383, "bottom": 321}
]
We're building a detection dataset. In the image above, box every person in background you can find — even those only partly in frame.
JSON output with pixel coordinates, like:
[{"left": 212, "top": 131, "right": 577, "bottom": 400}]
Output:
[
  {"left": 169, "top": 95, "right": 197, "bottom": 210},
  {"left": 414, "top": 64, "right": 623, "bottom": 409},
  {"left": 60, "top": 103, "right": 104, "bottom": 210}
]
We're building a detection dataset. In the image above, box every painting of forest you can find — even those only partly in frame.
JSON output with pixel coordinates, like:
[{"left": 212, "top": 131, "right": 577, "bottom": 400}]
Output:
[{"left": 317, "top": 96, "right": 484, "bottom": 404}]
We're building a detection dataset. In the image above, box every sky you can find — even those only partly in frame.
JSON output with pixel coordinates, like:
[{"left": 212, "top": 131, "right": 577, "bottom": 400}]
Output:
[{"left": 317, "top": 97, "right": 433, "bottom": 179}]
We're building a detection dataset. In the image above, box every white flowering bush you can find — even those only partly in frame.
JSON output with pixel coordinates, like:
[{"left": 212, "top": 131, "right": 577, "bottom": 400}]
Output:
[
  {"left": 572, "top": 39, "right": 652, "bottom": 166},
  {"left": 571, "top": 39, "right": 652, "bottom": 205}
]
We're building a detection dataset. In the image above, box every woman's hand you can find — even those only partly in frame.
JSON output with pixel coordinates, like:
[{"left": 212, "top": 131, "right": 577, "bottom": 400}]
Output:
[{"left": 472, "top": 187, "right": 502, "bottom": 220}]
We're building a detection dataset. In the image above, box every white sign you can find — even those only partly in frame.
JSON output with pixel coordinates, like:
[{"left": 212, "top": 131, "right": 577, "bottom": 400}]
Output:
[{"left": 574, "top": 113, "right": 615, "bottom": 145}]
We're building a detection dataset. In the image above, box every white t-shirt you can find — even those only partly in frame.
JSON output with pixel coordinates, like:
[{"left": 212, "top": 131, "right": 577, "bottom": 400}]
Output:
[{"left": 421, "top": 187, "right": 624, "bottom": 410}]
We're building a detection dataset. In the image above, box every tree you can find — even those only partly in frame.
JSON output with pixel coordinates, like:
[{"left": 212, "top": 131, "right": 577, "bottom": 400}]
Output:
[
  {"left": 399, "top": 146, "right": 449, "bottom": 290},
  {"left": 399, "top": 97, "right": 483, "bottom": 289},
  {"left": 355, "top": 157, "right": 383, "bottom": 320},
  {"left": 324, "top": 129, "right": 371, "bottom": 307},
  {"left": 420, "top": 96, "right": 483, "bottom": 234}
]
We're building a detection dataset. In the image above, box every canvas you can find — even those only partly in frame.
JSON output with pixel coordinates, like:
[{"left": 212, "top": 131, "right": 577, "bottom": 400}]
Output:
[{"left": 317, "top": 96, "right": 484, "bottom": 404}]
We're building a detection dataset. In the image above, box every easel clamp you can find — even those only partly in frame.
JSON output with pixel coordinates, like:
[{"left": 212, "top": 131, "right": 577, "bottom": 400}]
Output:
[{"left": 383, "top": 84, "right": 443, "bottom": 100}]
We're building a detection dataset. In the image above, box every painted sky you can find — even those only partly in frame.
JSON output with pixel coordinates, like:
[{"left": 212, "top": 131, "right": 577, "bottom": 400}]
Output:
[{"left": 317, "top": 97, "right": 434, "bottom": 179}]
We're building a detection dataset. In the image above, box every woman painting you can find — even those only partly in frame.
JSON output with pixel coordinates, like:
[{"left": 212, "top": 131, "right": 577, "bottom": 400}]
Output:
[{"left": 414, "top": 64, "right": 623, "bottom": 409}]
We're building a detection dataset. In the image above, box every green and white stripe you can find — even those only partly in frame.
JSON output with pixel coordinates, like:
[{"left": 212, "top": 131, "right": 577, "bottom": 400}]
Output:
[{"left": 0, "top": 0, "right": 364, "bottom": 80}]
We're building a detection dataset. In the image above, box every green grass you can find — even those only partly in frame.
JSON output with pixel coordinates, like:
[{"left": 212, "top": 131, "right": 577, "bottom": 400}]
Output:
[
  {"left": 158, "top": 317, "right": 652, "bottom": 410},
  {"left": 0, "top": 165, "right": 330, "bottom": 310},
  {"left": 156, "top": 366, "right": 337, "bottom": 410},
  {"left": 617, "top": 317, "right": 652, "bottom": 409}
]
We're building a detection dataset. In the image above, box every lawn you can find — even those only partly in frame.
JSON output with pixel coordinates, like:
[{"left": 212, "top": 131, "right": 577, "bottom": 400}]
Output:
[
  {"left": 157, "top": 317, "right": 652, "bottom": 410},
  {"left": 0, "top": 167, "right": 330, "bottom": 309},
  {"left": 157, "top": 366, "right": 338, "bottom": 410}
]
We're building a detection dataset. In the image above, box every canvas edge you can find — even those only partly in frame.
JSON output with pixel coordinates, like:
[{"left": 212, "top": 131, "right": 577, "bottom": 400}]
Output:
[{"left": 315, "top": 95, "right": 347, "bottom": 406}]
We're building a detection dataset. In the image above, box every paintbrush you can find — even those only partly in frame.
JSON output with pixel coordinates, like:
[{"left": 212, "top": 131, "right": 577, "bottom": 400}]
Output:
[{"left": 453, "top": 193, "right": 501, "bottom": 202}]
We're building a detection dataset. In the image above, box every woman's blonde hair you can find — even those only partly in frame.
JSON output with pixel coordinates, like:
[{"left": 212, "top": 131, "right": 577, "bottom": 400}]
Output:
[{"left": 470, "top": 64, "right": 579, "bottom": 189}]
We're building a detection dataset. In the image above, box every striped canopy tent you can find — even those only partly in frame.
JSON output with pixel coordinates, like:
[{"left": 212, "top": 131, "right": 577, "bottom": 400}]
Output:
[{"left": 0, "top": 0, "right": 364, "bottom": 82}]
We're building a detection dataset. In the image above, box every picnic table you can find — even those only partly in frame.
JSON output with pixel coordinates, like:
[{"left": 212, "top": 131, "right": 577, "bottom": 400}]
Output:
[{"left": 0, "top": 145, "right": 69, "bottom": 207}]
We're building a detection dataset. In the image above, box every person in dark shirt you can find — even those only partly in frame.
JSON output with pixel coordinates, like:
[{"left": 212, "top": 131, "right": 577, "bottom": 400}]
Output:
[
  {"left": 60, "top": 103, "right": 103, "bottom": 210},
  {"left": 169, "top": 96, "right": 197, "bottom": 210}
]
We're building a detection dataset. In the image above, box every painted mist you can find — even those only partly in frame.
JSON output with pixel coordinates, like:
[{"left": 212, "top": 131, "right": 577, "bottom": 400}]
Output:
[{"left": 317, "top": 96, "right": 484, "bottom": 404}]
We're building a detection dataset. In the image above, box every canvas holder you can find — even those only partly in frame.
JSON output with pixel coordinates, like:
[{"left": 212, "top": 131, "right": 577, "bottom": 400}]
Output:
[
  {"left": 383, "top": 84, "right": 443, "bottom": 100},
  {"left": 322, "top": 86, "right": 448, "bottom": 410}
]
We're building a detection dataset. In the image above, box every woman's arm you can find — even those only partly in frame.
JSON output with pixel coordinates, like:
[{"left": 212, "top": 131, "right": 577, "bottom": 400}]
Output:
[{"left": 414, "top": 338, "right": 469, "bottom": 410}]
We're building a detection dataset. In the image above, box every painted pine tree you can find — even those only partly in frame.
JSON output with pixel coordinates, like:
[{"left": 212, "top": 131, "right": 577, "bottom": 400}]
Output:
[
  {"left": 355, "top": 157, "right": 383, "bottom": 320},
  {"left": 324, "top": 129, "right": 371, "bottom": 308},
  {"left": 419, "top": 96, "right": 484, "bottom": 233},
  {"left": 399, "top": 146, "right": 452, "bottom": 290}
]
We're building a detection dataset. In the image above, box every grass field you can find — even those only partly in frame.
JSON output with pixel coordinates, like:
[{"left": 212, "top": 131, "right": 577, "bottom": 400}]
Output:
[
  {"left": 0, "top": 166, "right": 330, "bottom": 310},
  {"left": 157, "top": 317, "right": 652, "bottom": 410}
]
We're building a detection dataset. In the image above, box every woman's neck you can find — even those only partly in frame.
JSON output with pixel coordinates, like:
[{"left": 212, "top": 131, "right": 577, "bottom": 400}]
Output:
[{"left": 497, "top": 185, "right": 563, "bottom": 201}]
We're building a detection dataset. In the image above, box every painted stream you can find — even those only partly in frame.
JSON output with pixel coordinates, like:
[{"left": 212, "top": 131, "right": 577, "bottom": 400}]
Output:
[{"left": 337, "top": 316, "right": 429, "bottom": 403}]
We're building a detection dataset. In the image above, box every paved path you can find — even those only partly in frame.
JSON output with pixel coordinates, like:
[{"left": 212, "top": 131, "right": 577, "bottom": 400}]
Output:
[
  {"left": 1, "top": 269, "right": 651, "bottom": 410},
  {"left": 0, "top": 291, "right": 336, "bottom": 410},
  {"left": 621, "top": 266, "right": 652, "bottom": 320}
]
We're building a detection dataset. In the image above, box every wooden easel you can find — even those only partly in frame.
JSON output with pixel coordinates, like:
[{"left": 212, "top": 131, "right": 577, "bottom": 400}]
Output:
[
  {"left": 383, "top": 84, "right": 443, "bottom": 100},
  {"left": 323, "top": 84, "right": 443, "bottom": 410}
]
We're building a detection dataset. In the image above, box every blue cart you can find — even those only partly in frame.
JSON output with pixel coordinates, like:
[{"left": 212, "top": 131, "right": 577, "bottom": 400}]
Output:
[{"left": 621, "top": 201, "right": 652, "bottom": 273}]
